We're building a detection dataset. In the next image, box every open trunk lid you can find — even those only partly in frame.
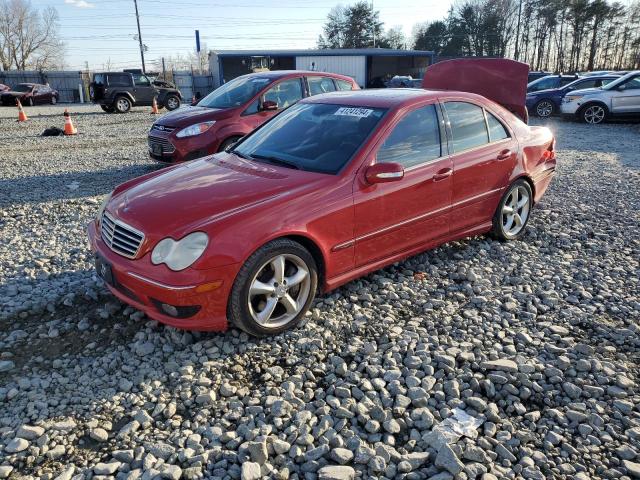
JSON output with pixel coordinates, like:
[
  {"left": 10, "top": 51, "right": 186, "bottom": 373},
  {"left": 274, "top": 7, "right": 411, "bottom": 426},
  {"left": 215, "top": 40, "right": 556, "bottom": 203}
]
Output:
[{"left": 422, "top": 58, "right": 529, "bottom": 122}]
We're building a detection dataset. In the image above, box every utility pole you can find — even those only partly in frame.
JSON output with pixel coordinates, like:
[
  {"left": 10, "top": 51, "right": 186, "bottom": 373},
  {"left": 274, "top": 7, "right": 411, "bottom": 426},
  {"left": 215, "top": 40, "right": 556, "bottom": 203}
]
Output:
[
  {"left": 514, "top": 0, "right": 523, "bottom": 61},
  {"left": 162, "top": 57, "right": 166, "bottom": 80},
  {"left": 133, "top": 0, "right": 146, "bottom": 73},
  {"left": 371, "top": 0, "right": 376, "bottom": 48}
]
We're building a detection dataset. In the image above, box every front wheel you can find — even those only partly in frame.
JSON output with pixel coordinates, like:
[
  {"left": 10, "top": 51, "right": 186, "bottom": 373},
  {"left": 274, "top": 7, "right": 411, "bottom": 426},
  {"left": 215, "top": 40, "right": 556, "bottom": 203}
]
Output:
[
  {"left": 218, "top": 136, "right": 242, "bottom": 152},
  {"left": 534, "top": 99, "right": 554, "bottom": 118},
  {"left": 491, "top": 180, "right": 533, "bottom": 241},
  {"left": 228, "top": 239, "right": 318, "bottom": 337},
  {"left": 580, "top": 104, "right": 607, "bottom": 124},
  {"left": 51, "top": 96, "right": 57, "bottom": 105},
  {"left": 165, "top": 94, "right": 180, "bottom": 111}
]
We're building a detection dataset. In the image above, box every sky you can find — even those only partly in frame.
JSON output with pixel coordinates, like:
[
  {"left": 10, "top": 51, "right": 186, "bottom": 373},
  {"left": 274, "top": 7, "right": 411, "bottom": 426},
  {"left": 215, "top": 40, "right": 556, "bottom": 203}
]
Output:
[{"left": 35, "top": 0, "right": 454, "bottom": 71}]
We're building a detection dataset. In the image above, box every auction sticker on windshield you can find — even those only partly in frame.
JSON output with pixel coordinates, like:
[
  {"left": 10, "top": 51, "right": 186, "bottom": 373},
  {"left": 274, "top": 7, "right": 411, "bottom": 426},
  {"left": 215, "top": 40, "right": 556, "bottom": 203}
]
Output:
[{"left": 334, "top": 107, "right": 373, "bottom": 117}]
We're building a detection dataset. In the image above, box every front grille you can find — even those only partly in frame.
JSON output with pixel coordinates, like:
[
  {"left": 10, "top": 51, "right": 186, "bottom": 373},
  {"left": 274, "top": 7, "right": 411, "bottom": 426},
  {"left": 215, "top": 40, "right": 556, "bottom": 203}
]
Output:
[
  {"left": 151, "top": 124, "right": 176, "bottom": 133},
  {"left": 101, "top": 212, "right": 144, "bottom": 259},
  {"left": 148, "top": 135, "right": 176, "bottom": 155}
]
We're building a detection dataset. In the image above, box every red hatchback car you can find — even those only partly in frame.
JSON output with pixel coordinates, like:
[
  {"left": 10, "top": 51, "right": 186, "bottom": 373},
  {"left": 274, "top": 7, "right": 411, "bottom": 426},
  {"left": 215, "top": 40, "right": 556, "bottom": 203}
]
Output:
[
  {"left": 147, "top": 70, "right": 358, "bottom": 163},
  {"left": 0, "top": 83, "right": 59, "bottom": 106},
  {"left": 90, "top": 68, "right": 555, "bottom": 336}
]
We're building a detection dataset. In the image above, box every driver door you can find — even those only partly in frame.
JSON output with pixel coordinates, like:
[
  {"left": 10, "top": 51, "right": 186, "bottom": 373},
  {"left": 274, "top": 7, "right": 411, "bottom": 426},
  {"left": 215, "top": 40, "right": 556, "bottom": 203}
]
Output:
[
  {"left": 243, "top": 77, "right": 304, "bottom": 130},
  {"left": 611, "top": 74, "right": 640, "bottom": 113},
  {"left": 132, "top": 74, "right": 155, "bottom": 105},
  {"left": 353, "top": 103, "right": 452, "bottom": 267}
]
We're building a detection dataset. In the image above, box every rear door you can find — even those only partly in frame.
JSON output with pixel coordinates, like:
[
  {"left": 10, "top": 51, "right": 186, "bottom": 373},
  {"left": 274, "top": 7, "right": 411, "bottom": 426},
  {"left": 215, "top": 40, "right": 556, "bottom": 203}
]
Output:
[
  {"left": 611, "top": 74, "right": 640, "bottom": 113},
  {"left": 353, "top": 102, "right": 452, "bottom": 266},
  {"left": 442, "top": 100, "right": 518, "bottom": 235}
]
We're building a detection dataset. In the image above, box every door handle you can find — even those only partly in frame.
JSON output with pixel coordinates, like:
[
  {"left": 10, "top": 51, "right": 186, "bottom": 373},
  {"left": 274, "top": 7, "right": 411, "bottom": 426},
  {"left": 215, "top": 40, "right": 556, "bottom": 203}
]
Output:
[
  {"left": 432, "top": 168, "right": 453, "bottom": 181},
  {"left": 497, "top": 149, "right": 512, "bottom": 160}
]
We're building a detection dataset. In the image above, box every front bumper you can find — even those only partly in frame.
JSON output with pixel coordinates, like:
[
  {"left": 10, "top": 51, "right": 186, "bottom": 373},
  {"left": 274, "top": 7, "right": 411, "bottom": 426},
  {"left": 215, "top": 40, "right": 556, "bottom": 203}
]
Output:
[
  {"left": 148, "top": 129, "right": 221, "bottom": 163},
  {"left": 88, "top": 221, "right": 238, "bottom": 331},
  {"left": 560, "top": 101, "right": 580, "bottom": 115}
]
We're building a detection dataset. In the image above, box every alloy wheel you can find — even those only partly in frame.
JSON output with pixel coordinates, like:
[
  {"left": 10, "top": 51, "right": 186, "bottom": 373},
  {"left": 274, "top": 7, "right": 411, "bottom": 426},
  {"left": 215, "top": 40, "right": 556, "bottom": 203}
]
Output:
[
  {"left": 116, "top": 98, "right": 130, "bottom": 112},
  {"left": 536, "top": 101, "right": 553, "bottom": 117},
  {"left": 501, "top": 185, "right": 531, "bottom": 238},
  {"left": 166, "top": 96, "right": 179, "bottom": 110},
  {"left": 247, "top": 254, "right": 311, "bottom": 328},
  {"left": 584, "top": 105, "right": 605, "bottom": 124}
]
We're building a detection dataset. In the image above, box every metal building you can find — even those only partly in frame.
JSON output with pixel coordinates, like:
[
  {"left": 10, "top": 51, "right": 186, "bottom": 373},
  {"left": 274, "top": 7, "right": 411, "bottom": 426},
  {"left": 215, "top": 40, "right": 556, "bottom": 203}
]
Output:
[{"left": 208, "top": 48, "right": 435, "bottom": 89}]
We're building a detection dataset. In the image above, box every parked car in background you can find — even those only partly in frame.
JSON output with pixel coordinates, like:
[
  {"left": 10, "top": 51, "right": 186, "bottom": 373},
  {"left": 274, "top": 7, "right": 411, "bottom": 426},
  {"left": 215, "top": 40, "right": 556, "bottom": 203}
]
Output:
[
  {"left": 527, "top": 74, "right": 579, "bottom": 93},
  {"left": 0, "top": 83, "right": 59, "bottom": 106},
  {"left": 89, "top": 72, "right": 182, "bottom": 113},
  {"left": 561, "top": 70, "right": 640, "bottom": 124},
  {"left": 0, "top": 83, "right": 9, "bottom": 93},
  {"left": 526, "top": 74, "right": 620, "bottom": 117},
  {"left": 386, "top": 75, "right": 414, "bottom": 88},
  {"left": 90, "top": 61, "right": 556, "bottom": 335},
  {"left": 528, "top": 71, "right": 551, "bottom": 83},
  {"left": 148, "top": 70, "right": 358, "bottom": 163}
]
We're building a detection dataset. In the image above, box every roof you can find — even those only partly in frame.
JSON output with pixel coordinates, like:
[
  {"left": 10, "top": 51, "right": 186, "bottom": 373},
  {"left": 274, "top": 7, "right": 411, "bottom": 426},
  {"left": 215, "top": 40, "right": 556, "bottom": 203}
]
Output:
[
  {"left": 302, "top": 88, "right": 442, "bottom": 108},
  {"left": 234, "top": 70, "right": 355, "bottom": 81},
  {"left": 212, "top": 48, "right": 434, "bottom": 58}
]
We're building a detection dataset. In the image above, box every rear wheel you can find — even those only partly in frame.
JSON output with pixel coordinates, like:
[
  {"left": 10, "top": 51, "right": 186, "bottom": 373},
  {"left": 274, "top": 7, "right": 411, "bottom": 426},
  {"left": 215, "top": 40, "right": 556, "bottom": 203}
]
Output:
[
  {"left": 114, "top": 95, "right": 131, "bottom": 113},
  {"left": 534, "top": 99, "right": 554, "bottom": 118},
  {"left": 165, "top": 94, "right": 180, "bottom": 111},
  {"left": 580, "top": 103, "right": 607, "bottom": 124},
  {"left": 228, "top": 239, "right": 318, "bottom": 337},
  {"left": 491, "top": 180, "right": 533, "bottom": 241},
  {"left": 218, "top": 136, "right": 242, "bottom": 152}
]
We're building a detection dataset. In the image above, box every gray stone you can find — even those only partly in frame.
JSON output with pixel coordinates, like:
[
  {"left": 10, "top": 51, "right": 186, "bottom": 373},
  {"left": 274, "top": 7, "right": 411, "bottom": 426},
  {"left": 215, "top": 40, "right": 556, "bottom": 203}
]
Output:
[
  {"left": 435, "top": 444, "right": 464, "bottom": 475},
  {"left": 318, "top": 466, "right": 356, "bottom": 480}
]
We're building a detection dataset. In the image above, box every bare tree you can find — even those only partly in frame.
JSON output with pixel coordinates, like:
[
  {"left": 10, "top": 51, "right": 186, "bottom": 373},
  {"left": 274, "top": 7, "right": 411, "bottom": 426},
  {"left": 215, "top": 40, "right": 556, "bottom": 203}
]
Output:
[{"left": 0, "top": 0, "right": 64, "bottom": 71}]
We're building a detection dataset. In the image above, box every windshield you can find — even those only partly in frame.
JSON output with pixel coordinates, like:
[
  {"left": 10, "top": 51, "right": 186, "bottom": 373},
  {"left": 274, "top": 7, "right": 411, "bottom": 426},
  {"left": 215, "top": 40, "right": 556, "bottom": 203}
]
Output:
[
  {"left": 198, "top": 76, "right": 273, "bottom": 109},
  {"left": 603, "top": 72, "right": 640, "bottom": 90},
  {"left": 233, "top": 103, "right": 386, "bottom": 174},
  {"left": 13, "top": 84, "right": 33, "bottom": 92}
]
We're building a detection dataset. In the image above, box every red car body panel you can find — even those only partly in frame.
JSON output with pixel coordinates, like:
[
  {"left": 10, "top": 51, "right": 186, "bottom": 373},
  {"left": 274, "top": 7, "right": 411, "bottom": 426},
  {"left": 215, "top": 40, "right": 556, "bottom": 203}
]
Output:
[
  {"left": 423, "top": 58, "right": 530, "bottom": 122},
  {"left": 148, "top": 70, "right": 359, "bottom": 163},
  {"left": 90, "top": 88, "right": 556, "bottom": 331}
]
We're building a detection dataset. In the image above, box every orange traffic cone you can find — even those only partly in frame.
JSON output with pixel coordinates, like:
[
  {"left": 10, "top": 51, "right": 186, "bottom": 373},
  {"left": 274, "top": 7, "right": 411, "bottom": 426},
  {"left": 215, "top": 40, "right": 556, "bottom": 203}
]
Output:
[
  {"left": 63, "top": 109, "right": 77, "bottom": 136},
  {"left": 16, "top": 99, "right": 28, "bottom": 122},
  {"left": 150, "top": 96, "right": 159, "bottom": 114}
]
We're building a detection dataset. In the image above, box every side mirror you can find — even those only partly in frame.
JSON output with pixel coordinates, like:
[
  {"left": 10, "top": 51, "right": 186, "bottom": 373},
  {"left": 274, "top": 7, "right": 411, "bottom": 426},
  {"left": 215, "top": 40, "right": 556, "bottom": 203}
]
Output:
[
  {"left": 617, "top": 85, "right": 626, "bottom": 91},
  {"left": 365, "top": 162, "right": 404, "bottom": 184},
  {"left": 261, "top": 99, "right": 278, "bottom": 111}
]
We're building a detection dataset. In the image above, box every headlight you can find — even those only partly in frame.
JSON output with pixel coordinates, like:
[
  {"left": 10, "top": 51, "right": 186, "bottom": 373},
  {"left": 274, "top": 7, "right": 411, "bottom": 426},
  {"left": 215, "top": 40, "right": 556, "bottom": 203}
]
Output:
[
  {"left": 564, "top": 95, "right": 583, "bottom": 103},
  {"left": 175, "top": 121, "right": 216, "bottom": 138},
  {"left": 151, "top": 232, "right": 208, "bottom": 271},
  {"left": 97, "top": 193, "right": 111, "bottom": 219}
]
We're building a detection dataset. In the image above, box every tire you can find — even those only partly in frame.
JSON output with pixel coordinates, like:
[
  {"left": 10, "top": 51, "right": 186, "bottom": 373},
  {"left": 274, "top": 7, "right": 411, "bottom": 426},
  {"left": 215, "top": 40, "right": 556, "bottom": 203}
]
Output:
[
  {"left": 51, "top": 96, "right": 57, "bottom": 105},
  {"left": 100, "top": 105, "right": 115, "bottom": 113},
  {"left": 218, "top": 136, "right": 242, "bottom": 152},
  {"left": 534, "top": 99, "right": 554, "bottom": 118},
  {"left": 228, "top": 239, "right": 318, "bottom": 337},
  {"left": 580, "top": 103, "right": 607, "bottom": 124},
  {"left": 490, "top": 179, "right": 533, "bottom": 241},
  {"left": 165, "top": 94, "right": 180, "bottom": 111},
  {"left": 28, "top": 97, "right": 34, "bottom": 107},
  {"left": 114, "top": 95, "right": 131, "bottom": 113}
]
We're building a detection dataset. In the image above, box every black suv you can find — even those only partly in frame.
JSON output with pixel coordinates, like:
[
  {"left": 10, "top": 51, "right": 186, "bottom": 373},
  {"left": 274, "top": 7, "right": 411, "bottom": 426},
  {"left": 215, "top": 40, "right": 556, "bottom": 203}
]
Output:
[{"left": 89, "top": 72, "right": 182, "bottom": 113}]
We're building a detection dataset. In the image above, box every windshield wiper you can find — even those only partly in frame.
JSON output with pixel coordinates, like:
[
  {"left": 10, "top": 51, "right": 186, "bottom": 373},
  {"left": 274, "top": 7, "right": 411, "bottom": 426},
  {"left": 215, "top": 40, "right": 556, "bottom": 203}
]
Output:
[
  {"left": 230, "top": 148, "right": 250, "bottom": 159},
  {"left": 250, "top": 154, "right": 300, "bottom": 170}
]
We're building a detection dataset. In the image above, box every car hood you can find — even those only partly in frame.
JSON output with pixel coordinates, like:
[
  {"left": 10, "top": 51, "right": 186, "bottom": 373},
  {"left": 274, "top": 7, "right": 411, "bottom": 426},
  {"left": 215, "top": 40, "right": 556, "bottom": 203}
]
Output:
[
  {"left": 154, "top": 105, "right": 235, "bottom": 127},
  {"left": 108, "top": 153, "right": 327, "bottom": 241},
  {"left": 1, "top": 91, "right": 27, "bottom": 97}
]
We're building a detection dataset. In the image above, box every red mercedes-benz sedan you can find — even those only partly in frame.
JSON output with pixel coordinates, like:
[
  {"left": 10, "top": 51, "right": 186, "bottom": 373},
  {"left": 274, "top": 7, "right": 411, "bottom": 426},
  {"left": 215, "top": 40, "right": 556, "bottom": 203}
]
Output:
[
  {"left": 147, "top": 70, "right": 358, "bottom": 163},
  {"left": 89, "top": 69, "right": 555, "bottom": 336}
]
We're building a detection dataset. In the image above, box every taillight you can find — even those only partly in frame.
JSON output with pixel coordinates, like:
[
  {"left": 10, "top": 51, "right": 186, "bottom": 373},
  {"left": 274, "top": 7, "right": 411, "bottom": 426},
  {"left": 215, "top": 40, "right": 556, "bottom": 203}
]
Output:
[{"left": 543, "top": 138, "right": 556, "bottom": 160}]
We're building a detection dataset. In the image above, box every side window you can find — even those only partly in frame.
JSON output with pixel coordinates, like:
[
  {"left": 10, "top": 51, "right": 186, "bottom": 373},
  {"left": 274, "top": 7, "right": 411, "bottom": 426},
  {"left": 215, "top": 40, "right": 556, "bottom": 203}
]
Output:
[
  {"left": 133, "top": 74, "right": 151, "bottom": 86},
  {"left": 578, "top": 79, "right": 597, "bottom": 89},
  {"left": 335, "top": 79, "right": 354, "bottom": 91},
  {"left": 262, "top": 78, "right": 303, "bottom": 109},
  {"left": 377, "top": 104, "right": 441, "bottom": 168},
  {"left": 622, "top": 76, "right": 640, "bottom": 90},
  {"left": 444, "top": 101, "right": 489, "bottom": 153},
  {"left": 307, "top": 76, "right": 337, "bottom": 96},
  {"left": 486, "top": 111, "right": 510, "bottom": 142},
  {"left": 601, "top": 78, "right": 616, "bottom": 86},
  {"left": 560, "top": 78, "right": 575, "bottom": 86},
  {"left": 243, "top": 99, "right": 260, "bottom": 115},
  {"left": 94, "top": 74, "right": 104, "bottom": 85},
  {"left": 107, "top": 75, "right": 131, "bottom": 87}
]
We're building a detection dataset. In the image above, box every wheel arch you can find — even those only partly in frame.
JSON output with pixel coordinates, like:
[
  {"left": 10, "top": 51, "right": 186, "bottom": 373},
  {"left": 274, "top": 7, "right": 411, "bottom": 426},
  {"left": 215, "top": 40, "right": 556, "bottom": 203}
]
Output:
[
  {"left": 115, "top": 91, "right": 135, "bottom": 104},
  {"left": 577, "top": 100, "right": 609, "bottom": 115},
  {"left": 280, "top": 234, "right": 326, "bottom": 292},
  {"left": 511, "top": 174, "right": 536, "bottom": 204}
]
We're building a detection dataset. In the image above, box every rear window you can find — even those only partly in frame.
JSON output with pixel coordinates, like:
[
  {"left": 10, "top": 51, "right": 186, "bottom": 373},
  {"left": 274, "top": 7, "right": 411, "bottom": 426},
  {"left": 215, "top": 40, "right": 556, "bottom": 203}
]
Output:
[
  {"left": 107, "top": 74, "right": 132, "bottom": 87},
  {"left": 233, "top": 103, "right": 386, "bottom": 174},
  {"left": 93, "top": 74, "right": 105, "bottom": 85}
]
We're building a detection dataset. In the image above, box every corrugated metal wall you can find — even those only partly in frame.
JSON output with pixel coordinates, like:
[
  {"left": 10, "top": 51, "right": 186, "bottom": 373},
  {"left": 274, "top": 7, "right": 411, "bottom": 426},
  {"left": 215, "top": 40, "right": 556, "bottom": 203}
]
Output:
[
  {"left": 172, "top": 71, "right": 215, "bottom": 101},
  {"left": 0, "top": 71, "right": 84, "bottom": 103},
  {"left": 295, "top": 56, "right": 366, "bottom": 87}
]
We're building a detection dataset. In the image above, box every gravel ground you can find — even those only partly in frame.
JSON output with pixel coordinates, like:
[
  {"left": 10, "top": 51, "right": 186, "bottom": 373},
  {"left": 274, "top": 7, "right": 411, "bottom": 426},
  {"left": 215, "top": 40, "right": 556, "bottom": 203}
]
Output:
[{"left": 0, "top": 104, "right": 639, "bottom": 480}]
